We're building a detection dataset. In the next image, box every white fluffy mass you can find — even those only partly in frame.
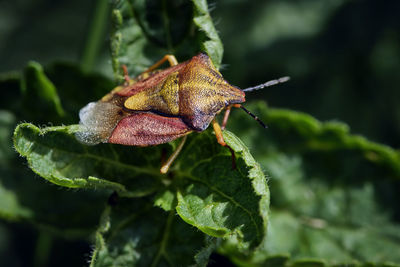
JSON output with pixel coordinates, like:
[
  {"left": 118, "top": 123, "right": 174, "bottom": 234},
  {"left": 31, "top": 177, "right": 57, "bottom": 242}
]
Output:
[{"left": 75, "top": 101, "right": 122, "bottom": 145}]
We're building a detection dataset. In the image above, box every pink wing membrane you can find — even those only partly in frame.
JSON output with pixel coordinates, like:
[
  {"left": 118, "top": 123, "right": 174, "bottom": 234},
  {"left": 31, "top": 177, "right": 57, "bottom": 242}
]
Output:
[{"left": 109, "top": 113, "right": 192, "bottom": 146}]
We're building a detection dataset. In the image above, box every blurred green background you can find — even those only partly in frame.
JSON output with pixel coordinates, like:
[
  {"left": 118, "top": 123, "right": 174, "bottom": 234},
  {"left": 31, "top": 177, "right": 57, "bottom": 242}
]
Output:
[
  {"left": 2, "top": 0, "right": 399, "bottom": 147},
  {"left": 1, "top": 0, "right": 399, "bottom": 266}
]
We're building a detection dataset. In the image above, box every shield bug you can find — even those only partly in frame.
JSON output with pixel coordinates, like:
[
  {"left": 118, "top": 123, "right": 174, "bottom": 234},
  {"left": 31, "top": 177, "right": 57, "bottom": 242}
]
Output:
[{"left": 76, "top": 53, "right": 288, "bottom": 173}]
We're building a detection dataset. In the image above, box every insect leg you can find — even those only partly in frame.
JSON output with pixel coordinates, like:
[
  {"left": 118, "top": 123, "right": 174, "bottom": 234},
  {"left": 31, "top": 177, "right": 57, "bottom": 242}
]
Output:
[
  {"left": 212, "top": 119, "right": 237, "bottom": 169},
  {"left": 221, "top": 104, "right": 241, "bottom": 130},
  {"left": 121, "top": 65, "right": 131, "bottom": 84},
  {"left": 145, "top": 55, "right": 178, "bottom": 73},
  {"left": 212, "top": 118, "right": 226, "bottom": 146},
  {"left": 221, "top": 106, "right": 232, "bottom": 130},
  {"left": 118, "top": 64, "right": 138, "bottom": 86},
  {"left": 160, "top": 135, "right": 188, "bottom": 174}
]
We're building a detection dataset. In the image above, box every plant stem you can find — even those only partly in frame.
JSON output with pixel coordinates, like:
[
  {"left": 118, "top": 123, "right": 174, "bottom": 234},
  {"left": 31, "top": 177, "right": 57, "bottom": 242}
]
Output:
[
  {"left": 161, "top": 0, "right": 173, "bottom": 52},
  {"left": 33, "top": 231, "right": 52, "bottom": 267},
  {"left": 81, "top": 0, "right": 110, "bottom": 73}
]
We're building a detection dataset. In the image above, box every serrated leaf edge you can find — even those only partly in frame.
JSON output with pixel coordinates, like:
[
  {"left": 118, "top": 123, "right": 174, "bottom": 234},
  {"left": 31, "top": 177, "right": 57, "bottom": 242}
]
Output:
[{"left": 13, "top": 123, "right": 128, "bottom": 192}]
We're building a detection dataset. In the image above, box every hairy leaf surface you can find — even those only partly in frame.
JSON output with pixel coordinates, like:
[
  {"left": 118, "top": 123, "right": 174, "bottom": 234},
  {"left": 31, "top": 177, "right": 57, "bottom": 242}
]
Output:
[
  {"left": 110, "top": 0, "right": 223, "bottom": 81},
  {"left": 175, "top": 131, "right": 269, "bottom": 250},
  {"left": 13, "top": 121, "right": 270, "bottom": 252},
  {"left": 1, "top": 108, "right": 105, "bottom": 235},
  {"left": 91, "top": 198, "right": 216, "bottom": 267},
  {"left": 13, "top": 123, "right": 163, "bottom": 197},
  {"left": 221, "top": 101, "right": 400, "bottom": 265}
]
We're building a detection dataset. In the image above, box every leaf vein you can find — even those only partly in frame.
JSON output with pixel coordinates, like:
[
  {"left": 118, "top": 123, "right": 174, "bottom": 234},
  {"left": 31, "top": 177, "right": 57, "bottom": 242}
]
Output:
[
  {"left": 24, "top": 134, "right": 161, "bottom": 177},
  {"left": 182, "top": 173, "right": 261, "bottom": 240}
]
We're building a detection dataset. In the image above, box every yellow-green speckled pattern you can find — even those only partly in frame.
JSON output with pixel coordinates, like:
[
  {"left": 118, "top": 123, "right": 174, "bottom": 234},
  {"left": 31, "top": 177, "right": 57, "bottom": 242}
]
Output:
[
  {"left": 122, "top": 53, "right": 245, "bottom": 131},
  {"left": 124, "top": 72, "right": 180, "bottom": 115},
  {"left": 178, "top": 54, "right": 245, "bottom": 130}
]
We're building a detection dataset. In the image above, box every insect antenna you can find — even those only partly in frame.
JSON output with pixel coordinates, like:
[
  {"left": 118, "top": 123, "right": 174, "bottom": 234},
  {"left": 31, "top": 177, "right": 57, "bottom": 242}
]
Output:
[
  {"left": 240, "top": 105, "right": 267, "bottom": 128},
  {"left": 242, "top": 76, "right": 290, "bottom": 92}
]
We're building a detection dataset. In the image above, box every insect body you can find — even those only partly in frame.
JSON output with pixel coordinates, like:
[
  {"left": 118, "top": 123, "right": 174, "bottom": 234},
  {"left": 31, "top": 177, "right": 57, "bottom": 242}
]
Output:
[{"left": 77, "top": 53, "right": 287, "bottom": 173}]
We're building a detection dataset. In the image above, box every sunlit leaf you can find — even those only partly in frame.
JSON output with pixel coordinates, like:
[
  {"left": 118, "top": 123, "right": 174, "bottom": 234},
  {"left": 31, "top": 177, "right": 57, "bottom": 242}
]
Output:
[
  {"left": 221, "top": 101, "right": 400, "bottom": 266},
  {"left": 13, "top": 123, "right": 163, "bottom": 197}
]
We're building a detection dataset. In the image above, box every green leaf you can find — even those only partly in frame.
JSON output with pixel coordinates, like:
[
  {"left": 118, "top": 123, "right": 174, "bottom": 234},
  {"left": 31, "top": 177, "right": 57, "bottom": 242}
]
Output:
[
  {"left": 192, "top": 0, "right": 224, "bottom": 68},
  {"left": 0, "top": 107, "right": 102, "bottom": 235},
  {"left": 154, "top": 188, "right": 176, "bottom": 212},
  {"left": 90, "top": 197, "right": 212, "bottom": 267},
  {"left": 13, "top": 119, "right": 270, "bottom": 250},
  {"left": 0, "top": 180, "right": 33, "bottom": 221},
  {"left": 0, "top": 110, "right": 16, "bottom": 163},
  {"left": 174, "top": 130, "right": 269, "bottom": 251},
  {"left": 20, "top": 61, "right": 65, "bottom": 119},
  {"left": 0, "top": 173, "right": 107, "bottom": 238},
  {"left": 0, "top": 62, "right": 115, "bottom": 126},
  {"left": 0, "top": 68, "right": 110, "bottom": 235},
  {"left": 1, "top": 147, "right": 107, "bottom": 236},
  {"left": 264, "top": 163, "right": 400, "bottom": 262},
  {"left": 13, "top": 123, "right": 163, "bottom": 197},
  {"left": 0, "top": 110, "right": 33, "bottom": 222},
  {"left": 0, "top": 156, "right": 107, "bottom": 238},
  {"left": 221, "top": 101, "right": 400, "bottom": 265},
  {"left": 110, "top": 0, "right": 223, "bottom": 81},
  {"left": 227, "top": 101, "right": 400, "bottom": 180},
  {"left": 194, "top": 236, "right": 221, "bottom": 267},
  {"left": 44, "top": 62, "right": 115, "bottom": 120},
  {"left": 256, "top": 255, "right": 289, "bottom": 267}
]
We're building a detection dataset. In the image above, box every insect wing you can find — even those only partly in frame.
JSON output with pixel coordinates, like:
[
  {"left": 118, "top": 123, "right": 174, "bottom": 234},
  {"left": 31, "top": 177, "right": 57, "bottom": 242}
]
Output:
[
  {"left": 108, "top": 112, "right": 192, "bottom": 146},
  {"left": 115, "top": 64, "right": 185, "bottom": 97}
]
